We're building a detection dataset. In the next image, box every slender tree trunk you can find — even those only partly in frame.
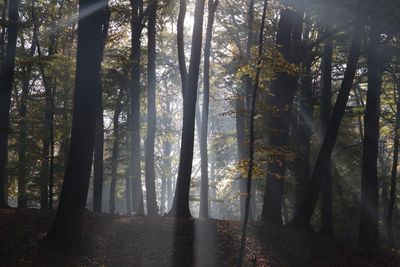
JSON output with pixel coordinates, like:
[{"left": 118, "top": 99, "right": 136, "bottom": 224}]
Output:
[
  {"left": 210, "top": 145, "right": 216, "bottom": 217},
  {"left": 387, "top": 81, "right": 400, "bottom": 245},
  {"left": 31, "top": 3, "right": 58, "bottom": 210},
  {"left": 92, "top": 6, "right": 110, "bottom": 212},
  {"left": 169, "top": 0, "right": 205, "bottom": 217},
  {"left": 166, "top": 141, "right": 173, "bottom": 211},
  {"left": 291, "top": 23, "right": 363, "bottom": 229},
  {"left": 354, "top": 84, "right": 365, "bottom": 142},
  {"left": 125, "top": 172, "right": 132, "bottom": 214},
  {"left": 162, "top": 98, "right": 172, "bottom": 213},
  {"left": 0, "top": 0, "right": 7, "bottom": 61},
  {"left": 165, "top": 129, "right": 173, "bottom": 211},
  {"left": 237, "top": 1, "right": 267, "bottom": 265},
  {"left": 144, "top": 0, "right": 159, "bottom": 216},
  {"left": 130, "top": 0, "right": 144, "bottom": 215},
  {"left": 293, "top": 60, "right": 313, "bottom": 217},
  {"left": 359, "top": 24, "right": 381, "bottom": 251},
  {"left": 46, "top": 0, "right": 64, "bottom": 210},
  {"left": 161, "top": 137, "right": 172, "bottom": 213},
  {"left": 0, "top": 0, "right": 19, "bottom": 208},
  {"left": 47, "top": 0, "right": 64, "bottom": 210},
  {"left": 110, "top": 89, "right": 123, "bottom": 214},
  {"left": 40, "top": 0, "right": 107, "bottom": 251},
  {"left": 320, "top": 36, "right": 334, "bottom": 236},
  {"left": 293, "top": 20, "right": 312, "bottom": 217},
  {"left": 93, "top": 92, "right": 104, "bottom": 212},
  {"left": 238, "top": 0, "right": 254, "bottom": 222},
  {"left": 199, "top": 0, "right": 218, "bottom": 219},
  {"left": 177, "top": 0, "right": 187, "bottom": 94},
  {"left": 126, "top": 109, "right": 133, "bottom": 214},
  {"left": 31, "top": 5, "right": 51, "bottom": 209},
  {"left": 160, "top": 146, "right": 166, "bottom": 214},
  {"left": 17, "top": 36, "right": 36, "bottom": 208}
]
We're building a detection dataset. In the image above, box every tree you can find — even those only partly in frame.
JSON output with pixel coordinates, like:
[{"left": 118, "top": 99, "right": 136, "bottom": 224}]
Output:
[
  {"left": 199, "top": 0, "right": 218, "bottom": 219},
  {"left": 169, "top": 0, "right": 205, "bottom": 217},
  {"left": 110, "top": 89, "right": 124, "bottom": 214},
  {"left": 40, "top": 0, "right": 107, "bottom": 250},
  {"left": 358, "top": 23, "right": 382, "bottom": 251},
  {"left": 31, "top": 1, "right": 57, "bottom": 210},
  {"left": 144, "top": 0, "right": 159, "bottom": 216},
  {"left": 130, "top": 0, "right": 144, "bottom": 215},
  {"left": 237, "top": 0, "right": 255, "bottom": 222},
  {"left": 237, "top": 0, "right": 267, "bottom": 265},
  {"left": 0, "top": 0, "right": 18, "bottom": 208},
  {"left": 293, "top": 18, "right": 313, "bottom": 218},
  {"left": 93, "top": 4, "right": 110, "bottom": 213},
  {"left": 17, "top": 30, "right": 37, "bottom": 208},
  {"left": 292, "top": 22, "right": 363, "bottom": 230},
  {"left": 320, "top": 34, "right": 334, "bottom": 236},
  {"left": 387, "top": 75, "right": 400, "bottom": 245},
  {"left": 261, "top": 6, "right": 303, "bottom": 224}
]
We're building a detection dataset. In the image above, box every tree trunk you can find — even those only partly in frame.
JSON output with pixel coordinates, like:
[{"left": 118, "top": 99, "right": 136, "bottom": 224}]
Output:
[
  {"left": 293, "top": 20, "right": 312, "bottom": 217},
  {"left": 177, "top": 0, "right": 187, "bottom": 94},
  {"left": 169, "top": 0, "right": 205, "bottom": 217},
  {"left": 320, "top": 36, "right": 334, "bottom": 236},
  {"left": 125, "top": 109, "right": 133, "bottom": 214},
  {"left": 47, "top": 0, "right": 64, "bottom": 210},
  {"left": 387, "top": 80, "right": 400, "bottom": 245},
  {"left": 237, "top": 1, "right": 267, "bottom": 265},
  {"left": 110, "top": 89, "right": 123, "bottom": 214},
  {"left": 0, "top": 0, "right": 18, "bottom": 208},
  {"left": 93, "top": 92, "right": 104, "bottom": 212},
  {"left": 238, "top": 0, "right": 254, "bottom": 222},
  {"left": 359, "top": 24, "right": 381, "bottom": 251},
  {"left": 161, "top": 97, "right": 172, "bottom": 213},
  {"left": 293, "top": 60, "right": 313, "bottom": 217},
  {"left": 31, "top": 2, "right": 60, "bottom": 209},
  {"left": 261, "top": 8, "right": 300, "bottom": 224},
  {"left": 165, "top": 128, "right": 173, "bottom": 211},
  {"left": 144, "top": 0, "right": 159, "bottom": 216},
  {"left": 0, "top": 0, "right": 7, "bottom": 60},
  {"left": 40, "top": 0, "right": 107, "bottom": 251},
  {"left": 199, "top": 0, "right": 218, "bottom": 219},
  {"left": 92, "top": 6, "right": 110, "bottom": 213},
  {"left": 291, "top": 23, "right": 363, "bottom": 229},
  {"left": 130, "top": 0, "right": 144, "bottom": 215},
  {"left": 17, "top": 36, "right": 36, "bottom": 208}
]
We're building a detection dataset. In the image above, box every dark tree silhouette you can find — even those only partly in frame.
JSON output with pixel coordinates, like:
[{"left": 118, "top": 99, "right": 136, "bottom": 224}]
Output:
[
  {"left": 110, "top": 89, "right": 124, "bottom": 214},
  {"left": 17, "top": 32, "right": 36, "bottom": 208},
  {"left": 238, "top": 0, "right": 255, "bottom": 222},
  {"left": 145, "top": 0, "right": 159, "bottom": 216},
  {"left": 359, "top": 23, "right": 382, "bottom": 251},
  {"left": 40, "top": 0, "right": 107, "bottom": 251},
  {"left": 169, "top": 0, "right": 205, "bottom": 217},
  {"left": 130, "top": 0, "right": 145, "bottom": 215},
  {"left": 177, "top": 0, "right": 187, "bottom": 94},
  {"left": 31, "top": 1, "right": 55, "bottom": 210},
  {"left": 387, "top": 76, "right": 400, "bottom": 245},
  {"left": 0, "top": 0, "right": 18, "bottom": 208},
  {"left": 237, "top": 0, "right": 267, "bottom": 265},
  {"left": 320, "top": 34, "right": 334, "bottom": 237},
  {"left": 93, "top": 94, "right": 104, "bottom": 212},
  {"left": 261, "top": 6, "right": 302, "bottom": 224},
  {"left": 93, "top": 4, "right": 110, "bottom": 213},
  {"left": 292, "top": 23, "right": 363, "bottom": 230},
  {"left": 199, "top": 0, "right": 218, "bottom": 219},
  {"left": 293, "top": 20, "right": 312, "bottom": 217}
]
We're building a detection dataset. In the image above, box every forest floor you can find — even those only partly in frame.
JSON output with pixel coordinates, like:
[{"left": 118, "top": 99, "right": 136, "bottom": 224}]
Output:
[{"left": 0, "top": 209, "right": 399, "bottom": 266}]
